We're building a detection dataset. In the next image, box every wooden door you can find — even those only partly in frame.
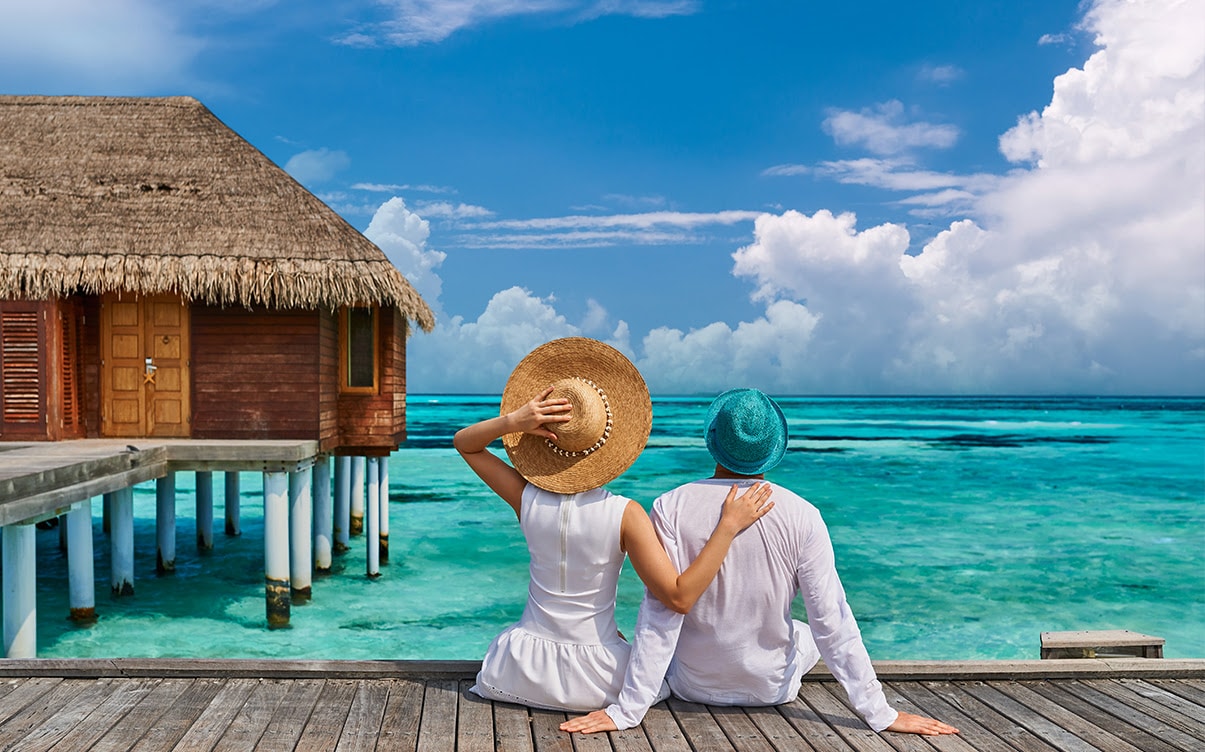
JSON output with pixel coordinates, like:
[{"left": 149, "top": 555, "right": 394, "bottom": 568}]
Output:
[{"left": 101, "top": 294, "right": 191, "bottom": 438}]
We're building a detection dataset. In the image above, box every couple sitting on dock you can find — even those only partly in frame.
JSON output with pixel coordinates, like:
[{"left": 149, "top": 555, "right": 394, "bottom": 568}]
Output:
[{"left": 454, "top": 338, "right": 958, "bottom": 737}]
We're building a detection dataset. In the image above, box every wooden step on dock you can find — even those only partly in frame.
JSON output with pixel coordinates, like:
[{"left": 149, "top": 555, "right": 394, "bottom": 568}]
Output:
[{"left": 0, "top": 658, "right": 1201, "bottom": 751}]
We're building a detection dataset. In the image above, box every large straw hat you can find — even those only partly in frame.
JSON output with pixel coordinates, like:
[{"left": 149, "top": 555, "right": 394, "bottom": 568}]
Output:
[
  {"left": 501, "top": 337, "right": 651, "bottom": 494},
  {"left": 705, "top": 388, "right": 788, "bottom": 475}
]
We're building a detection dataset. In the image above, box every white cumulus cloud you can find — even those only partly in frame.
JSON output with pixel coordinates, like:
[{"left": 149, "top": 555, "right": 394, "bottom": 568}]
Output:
[
  {"left": 822, "top": 100, "right": 960, "bottom": 155},
  {"left": 364, "top": 197, "right": 448, "bottom": 306}
]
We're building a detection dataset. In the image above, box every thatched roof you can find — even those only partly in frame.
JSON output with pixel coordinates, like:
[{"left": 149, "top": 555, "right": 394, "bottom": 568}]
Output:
[{"left": 0, "top": 96, "right": 434, "bottom": 331}]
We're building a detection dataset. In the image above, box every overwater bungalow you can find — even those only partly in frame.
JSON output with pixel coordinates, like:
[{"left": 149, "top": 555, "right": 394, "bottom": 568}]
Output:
[{"left": 0, "top": 95, "right": 434, "bottom": 453}]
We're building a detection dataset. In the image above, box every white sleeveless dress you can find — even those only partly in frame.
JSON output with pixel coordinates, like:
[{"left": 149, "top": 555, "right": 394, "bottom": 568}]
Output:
[{"left": 471, "top": 483, "right": 638, "bottom": 711}]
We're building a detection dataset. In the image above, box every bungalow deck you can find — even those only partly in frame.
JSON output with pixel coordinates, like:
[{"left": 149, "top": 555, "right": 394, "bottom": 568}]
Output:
[{"left": 0, "top": 658, "right": 1201, "bottom": 751}]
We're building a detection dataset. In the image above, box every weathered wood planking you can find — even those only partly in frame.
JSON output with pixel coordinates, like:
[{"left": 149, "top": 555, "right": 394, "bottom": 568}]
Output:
[{"left": 0, "top": 665, "right": 1200, "bottom": 751}]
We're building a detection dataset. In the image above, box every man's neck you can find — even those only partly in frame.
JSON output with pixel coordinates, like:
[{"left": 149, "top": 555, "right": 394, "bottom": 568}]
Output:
[{"left": 709, "top": 464, "right": 764, "bottom": 481}]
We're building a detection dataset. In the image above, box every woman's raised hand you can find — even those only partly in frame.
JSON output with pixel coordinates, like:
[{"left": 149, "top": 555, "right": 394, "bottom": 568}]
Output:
[
  {"left": 507, "top": 386, "right": 573, "bottom": 440},
  {"left": 717, "top": 482, "right": 774, "bottom": 536}
]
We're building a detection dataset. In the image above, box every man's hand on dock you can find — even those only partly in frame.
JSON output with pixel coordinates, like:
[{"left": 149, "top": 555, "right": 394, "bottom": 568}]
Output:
[{"left": 886, "top": 710, "right": 960, "bottom": 735}]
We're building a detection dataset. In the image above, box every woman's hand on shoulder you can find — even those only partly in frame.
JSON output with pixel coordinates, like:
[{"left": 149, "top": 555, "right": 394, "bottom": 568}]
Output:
[
  {"left": 716, "top": 482, "right": 774, "bottom": 537},
  {"left": 507, "top": 386, "right": 572, "bottom": 439}
]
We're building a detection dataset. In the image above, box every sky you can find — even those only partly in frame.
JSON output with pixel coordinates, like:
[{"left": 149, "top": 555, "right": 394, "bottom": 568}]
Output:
[{"left": 3, "top": 0, "right": 1203, "bottom": 395}]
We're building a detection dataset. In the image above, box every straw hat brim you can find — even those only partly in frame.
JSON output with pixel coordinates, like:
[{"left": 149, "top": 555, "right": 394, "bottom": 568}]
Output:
[{"left": 501, "top": 337, "right": 651, "bottom": 494}]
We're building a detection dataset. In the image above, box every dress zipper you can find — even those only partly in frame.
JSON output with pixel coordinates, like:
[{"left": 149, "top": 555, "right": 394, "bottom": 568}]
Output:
[{"left": 559, "top": 495, "right": 572, "bottom": 593}]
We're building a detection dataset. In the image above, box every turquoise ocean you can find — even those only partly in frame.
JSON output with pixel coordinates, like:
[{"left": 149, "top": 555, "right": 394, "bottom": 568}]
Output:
[{"left": 31, "top": 396, "right": 1205, "bottom": 661}]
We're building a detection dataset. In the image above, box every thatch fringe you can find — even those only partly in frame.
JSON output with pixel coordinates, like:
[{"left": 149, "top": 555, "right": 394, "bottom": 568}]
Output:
[{"left": 0, "top": 253, "right": 435, "bottom": 331}]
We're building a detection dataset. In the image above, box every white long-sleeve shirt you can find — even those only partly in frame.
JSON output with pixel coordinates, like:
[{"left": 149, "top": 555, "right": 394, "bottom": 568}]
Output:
[{"left": 605, "top": 479, "right": 898, "bottom": 731}]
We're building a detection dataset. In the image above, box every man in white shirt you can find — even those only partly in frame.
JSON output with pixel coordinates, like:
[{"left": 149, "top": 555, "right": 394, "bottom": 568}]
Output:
[{"left": 560, "top": 389, "right": 959, "bottom": 736}]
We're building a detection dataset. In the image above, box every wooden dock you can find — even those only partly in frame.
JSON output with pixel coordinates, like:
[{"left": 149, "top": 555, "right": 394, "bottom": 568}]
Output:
[{"left": 0, "top": 658, "right": 1201, "bottom": 751}]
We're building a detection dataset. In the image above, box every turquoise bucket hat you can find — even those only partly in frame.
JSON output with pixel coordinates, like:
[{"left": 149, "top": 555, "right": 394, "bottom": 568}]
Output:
[{"left": 704, "top": 388, "right": 788, "bottom": 475}]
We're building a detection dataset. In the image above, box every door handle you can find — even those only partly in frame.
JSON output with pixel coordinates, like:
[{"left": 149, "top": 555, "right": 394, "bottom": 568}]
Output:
[{"left": 144, "top": 357, "right": 157, "bottom": 384}]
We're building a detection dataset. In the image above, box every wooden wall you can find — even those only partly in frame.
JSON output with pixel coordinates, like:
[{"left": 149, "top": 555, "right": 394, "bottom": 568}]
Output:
[
  {"left": 191, "top": 306, "right": 326, "bottom": 441},
  {"left": 336, "top": 305, "right": 407, "bottom": 454}
]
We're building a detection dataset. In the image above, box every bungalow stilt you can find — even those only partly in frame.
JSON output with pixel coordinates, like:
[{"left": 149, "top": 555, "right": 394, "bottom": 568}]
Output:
[
  {"left": 366, "top": 457, "right": 380, "bottom": 578},
  {"left": 334, "top": 456, "right": 350, "bottom": 553},
  {"left": 263, "top": 471, "right": 290, "bottom": 628},
  {"left": 156, "top": 473, "right": 176, "bottom": 574},
  {"left": 289, "top": 468, "right": 313, "bottom": 601},
  {"left": 313, "top": 456, "right": 332, "bottom": 573},
  {"left": 2, "top": 524, "right": 36, "bottom": 658},
  {"left": 224, "top": 472, "right": 241, "bottom": 536},
  {"left": 350, "top": 457, "right": 365, "bottom": 536},
  {"left": 67, "top": 499, "right": 97, "bottom": 623},
  {"left": 196, "top": 471, "right": 214, "bottom": 551},
  {"left": 379, "top": 457, "right": 390, "bottom": 564},
  {"left": 110, "top": 487, "right": 135, "bottom": 596}
]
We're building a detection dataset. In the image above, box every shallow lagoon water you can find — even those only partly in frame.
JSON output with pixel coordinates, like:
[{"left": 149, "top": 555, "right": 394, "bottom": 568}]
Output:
[{"left": 28, "top": 396, "right": 1205, "bottom": 660}]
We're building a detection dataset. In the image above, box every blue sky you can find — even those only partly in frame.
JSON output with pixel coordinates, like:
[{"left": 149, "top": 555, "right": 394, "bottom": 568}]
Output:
[{"left": 3, "top": 0, "right": 1203, "bottom": 394}]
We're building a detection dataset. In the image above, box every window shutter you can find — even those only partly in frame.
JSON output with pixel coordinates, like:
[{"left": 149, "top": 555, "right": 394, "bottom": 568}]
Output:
[
  {"left": 0, "top": 304, "right": 47, "bottom": 432},
  {"left": 60, "top": 302, "right": 83, "bottom": 433}
]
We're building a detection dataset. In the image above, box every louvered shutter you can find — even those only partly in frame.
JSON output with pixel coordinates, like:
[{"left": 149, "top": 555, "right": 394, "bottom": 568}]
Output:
[{"left": 0, "top": 302, "right": 48, "bottom": 436}]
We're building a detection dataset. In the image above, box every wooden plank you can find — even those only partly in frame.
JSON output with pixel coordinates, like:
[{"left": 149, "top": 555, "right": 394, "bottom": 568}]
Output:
[
  {"left": 776, "top": 696, "right": 849, "bottom": 752},
  {"left": 890, "top": 682, "right": 1020, "bottom": 752},
  {"left": 291, "top": 679, "right": 358, "bottom": 752},
  {"left": 959, "top": 681, "right": 1100, "bottom": 752},
  {"left": 1087, "top": 678, "right": 1205, "bottom": 737},
  {"left": 529, "top": 707, "right": 572, "bottom": 752},
  {"left": 609, "top": 721, "right": 656, "bottom": 752},
  {"left": 1149, "top": 678, "right": 1205, "bottom": 706},
  {"left": 740, "top": 705, "right": 816, "bottom": 752},
  {"left": 990, "top": 680, "right": 1147, "bottom": 752},
  {"left": 636, "top": 702, "right": 692, "bottom": 752},
  {"left": 818, "top": 682, "right": 936, "bottom": 752},
  {"left": 1021, "top": 680, "right": 1183, "bottom": 752},
  {"left": 874, "top": 683, "right": 977, "bottom": 752},
  {"left": 210, "top": 677, "right": 292, "bottom": 751},
  {"left": 0, "top": 677, "right": 92, "bottom": 747},
  {"left": 666, "top": 697, "right": 736, "bottom": 752},
  {"left": 457, "top": 679, "right": 496, "bottom": 752},
  {"left": 6, "top": 679, "right": 122, "bottom": 752},
  {"left": 376, "top": 678, "right": 424, "bottom": 752},
  {"left": 567, "top": 717, "right": 612, "bottom": 752},
  {"left": 708, "top": 705, "right": 776, "bottom": 752},
  {"left": 88, "top": 677, "right": 196, "bottom": 752},
  {"left": 1114, "top": 677, "right": 1205, "bottom": 722},
  {"left": 921, "top": 681, "right": 1061, "bottom": 752},
  {"left": 1062, "top": 679, "right": 1204, "bottom": 752},
  {"left": 172, "top": 677, "right": 258, "bottom": 752},
  {"left": 254, "top": 677, "right": 325, "bottom": 752},
  {"left": 492, "top": 701, "right": 535, "bottom": 752},
  {"left": 335, "top": 679, "right": 391, "bottom": 752},
  {"left": 796, "top": 683, "right": 893, "bottom": 752},
  {"left": 128, "top": 678, "right": 228, "bottom": 752},
  {"left": 417, "top": 679, "right": 458, "bottom": 752},
  {"left": 40, "top": 677, "right": 159, "bottom": 752}
]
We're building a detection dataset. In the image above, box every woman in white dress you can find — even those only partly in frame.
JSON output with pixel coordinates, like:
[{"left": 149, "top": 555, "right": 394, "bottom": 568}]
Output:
[{"left": 454, "top": 337, "right": 773, "bottom": 712}]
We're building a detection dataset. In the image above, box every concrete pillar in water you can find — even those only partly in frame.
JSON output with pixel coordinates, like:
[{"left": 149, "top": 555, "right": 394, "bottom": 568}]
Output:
[
  {"left": 313, "top": 456, "right": 333, "bottom": 573},
  {"left": 350, "top": 456, "right": 365, "bottom": 536},
  {"left": 224, "top": 471, "right": 242, "bottom": 536},
  {"left": 263, "top": 471, "right": 290, "bottom": 628},
  {"left": 2, "top": 524, "right": 36, "bottom": 658},
  {"left": 66, "top": 499, "right": 96, "bottom": 623},
  {"left": 110, "top": 487, "right": 135, "bottom": 596},
  {"left": 333, "top": 456, "right": 350, "bottom": 552},
  {"left": 365, "top": 456, "right": 380, "bottom": 578},
  {"left": 196, "top": 471, "right": 214, "bottom": 551},
  {"left": 156, "top": 473, "right": 176, "bottom": 574},
  {"left": 289, "top": 468, "right": 313, "bottom": 602},
  {"left": 379, "top": 456, "right": 390, "bottom": 565}
]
